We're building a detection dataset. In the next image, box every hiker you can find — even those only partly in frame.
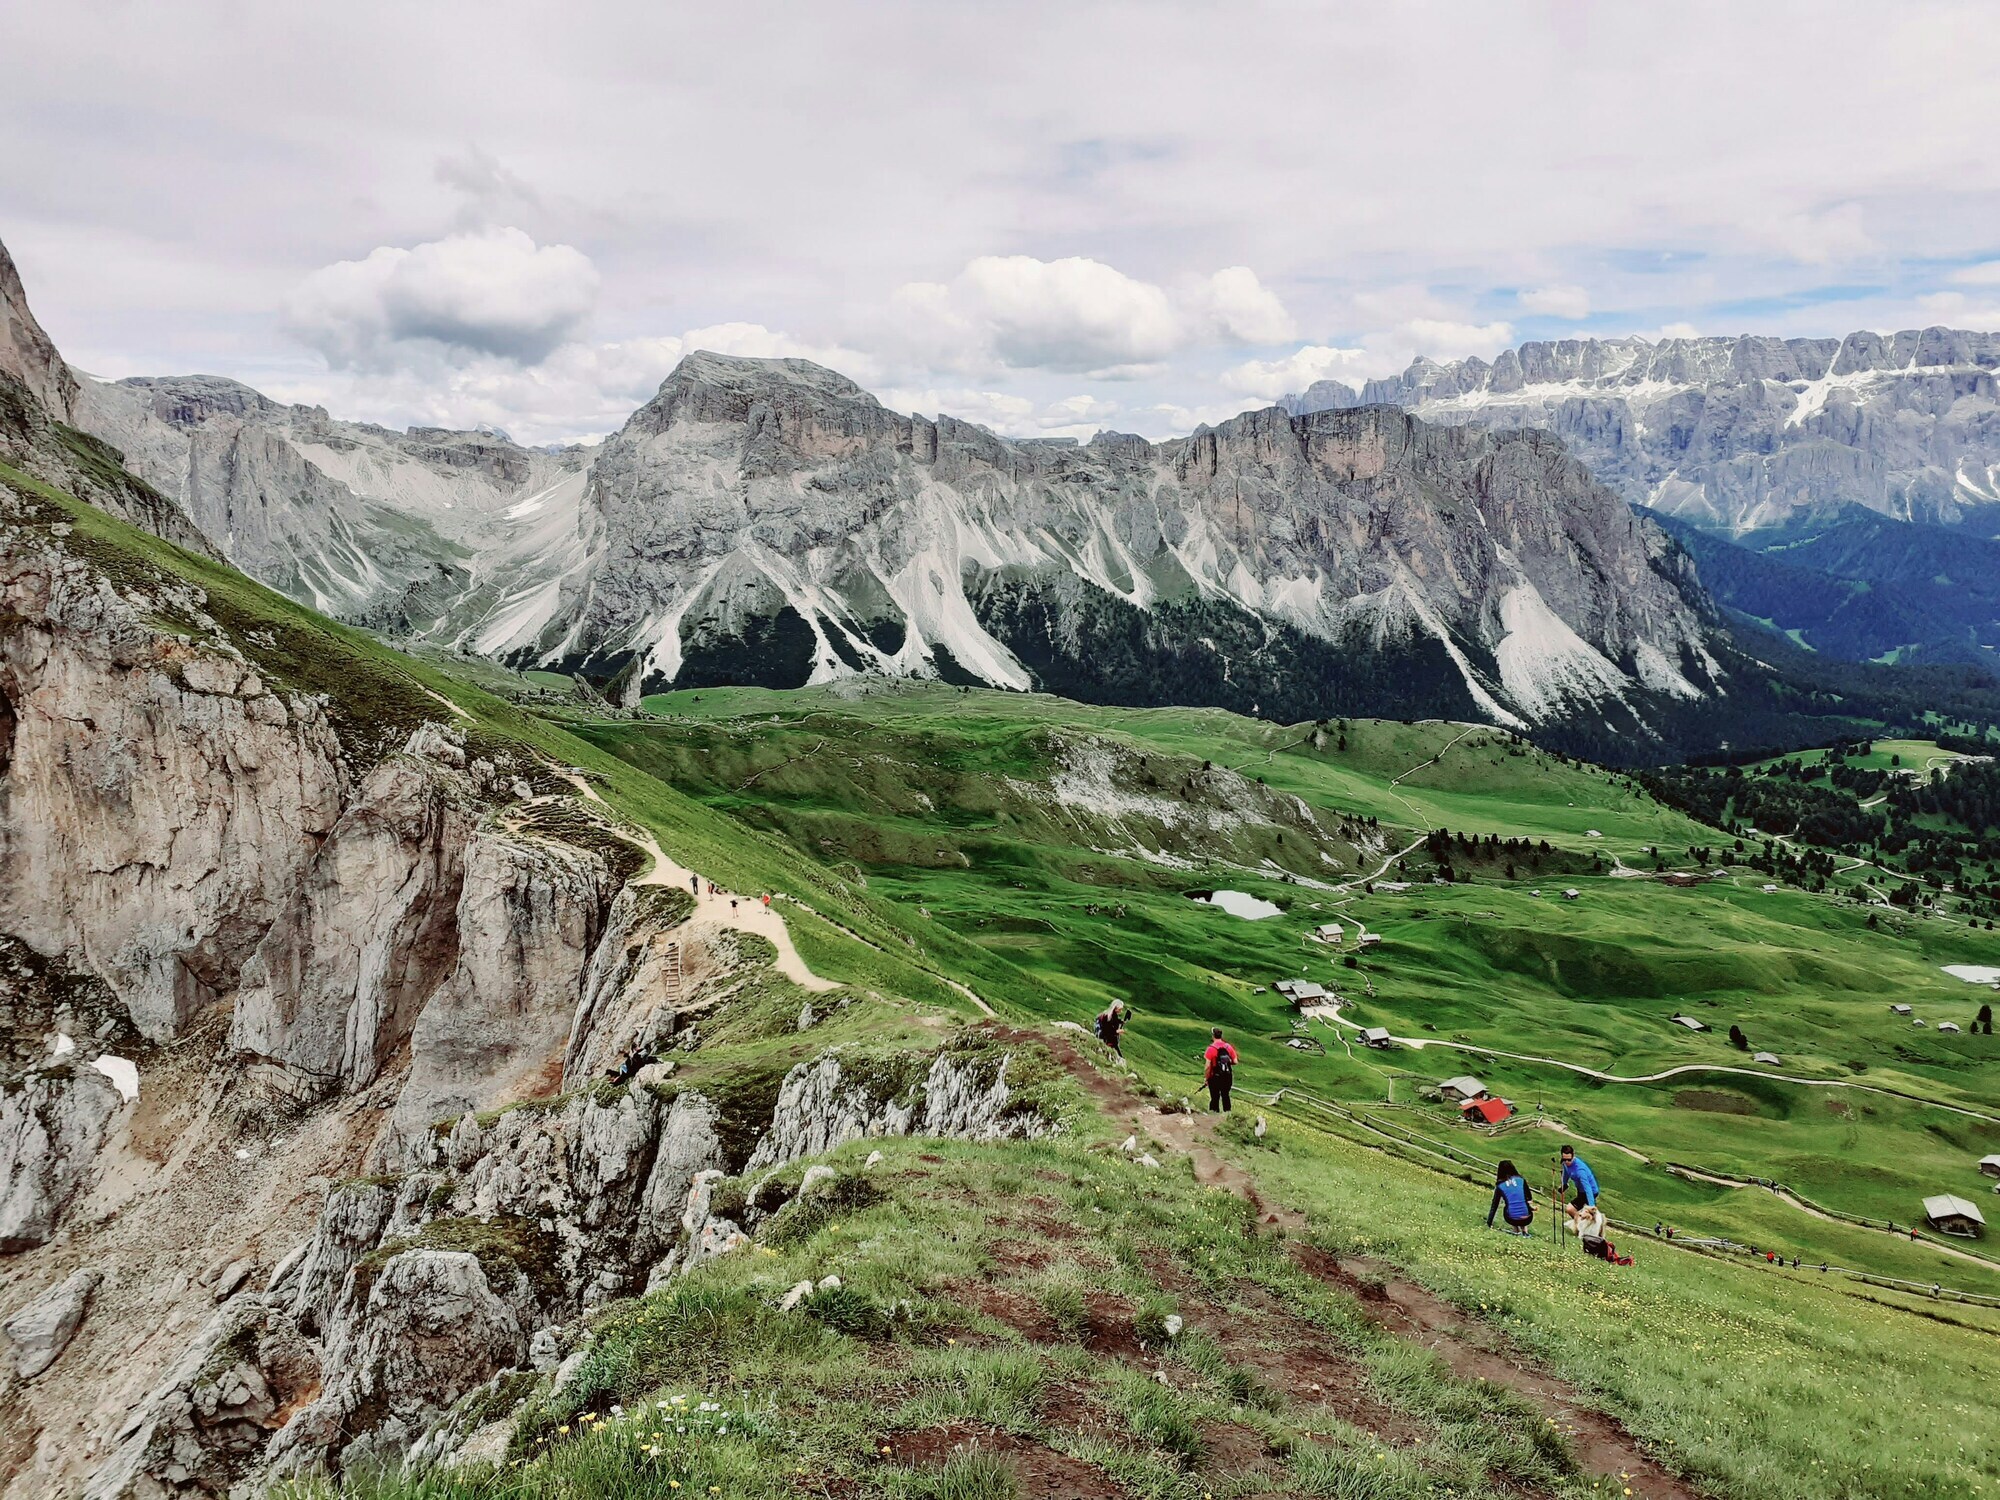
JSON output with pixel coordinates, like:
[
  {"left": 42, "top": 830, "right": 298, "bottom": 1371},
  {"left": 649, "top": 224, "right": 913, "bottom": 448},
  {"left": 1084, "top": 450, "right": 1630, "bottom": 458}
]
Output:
[
  {"left": 689, "top": 874, "right": 699, "bottom": 895},
  {"left": 1488, "top": 1159, "right": 1534, "bottom": 1234},
  {"left": 762, "top": 893, "right": 771, "bottom": 908},
  {"left": 604, "top": 1040, "right": 659, "bottom": 1084},
  {"left": 1573, "top": 1204, "right": 1632, "bottom": 1265},
  {"left": 1203, "top": 1027, "right": 1237, "bottom": 1113},
  {"left": 1093, "top": 1000, "right": 1128, "bottom": 1055},
  {"left": 1560, "top": 1145, "right": 1600, "bottom": 1225}
]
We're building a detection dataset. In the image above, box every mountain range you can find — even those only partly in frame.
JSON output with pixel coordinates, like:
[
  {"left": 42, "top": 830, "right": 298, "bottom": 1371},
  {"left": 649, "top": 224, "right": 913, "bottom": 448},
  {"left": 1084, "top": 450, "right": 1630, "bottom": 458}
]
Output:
[
  {"left": 13, "top": 236, "right": 2000, "bottom": 756},
  {"left": 1283, "top": 330, "right": 2000, "bottom": 534}
]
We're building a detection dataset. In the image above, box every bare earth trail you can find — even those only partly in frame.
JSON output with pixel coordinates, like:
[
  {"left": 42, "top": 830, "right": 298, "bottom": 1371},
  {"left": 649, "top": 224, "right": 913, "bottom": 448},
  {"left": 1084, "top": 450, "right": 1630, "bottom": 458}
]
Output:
[
  {"left": 540, "top": 771, "right": 839, "bottom": 992},
  {"left": 1020, "top": 1028, "right": 1702, "bottom": 1500}
]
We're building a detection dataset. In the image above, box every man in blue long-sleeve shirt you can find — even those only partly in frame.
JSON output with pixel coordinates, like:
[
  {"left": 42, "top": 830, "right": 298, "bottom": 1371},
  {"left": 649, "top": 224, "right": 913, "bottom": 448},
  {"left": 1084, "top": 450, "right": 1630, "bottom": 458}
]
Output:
[{"left": 1560, "top": 1145, "right": 1600, "bottom": 1227}]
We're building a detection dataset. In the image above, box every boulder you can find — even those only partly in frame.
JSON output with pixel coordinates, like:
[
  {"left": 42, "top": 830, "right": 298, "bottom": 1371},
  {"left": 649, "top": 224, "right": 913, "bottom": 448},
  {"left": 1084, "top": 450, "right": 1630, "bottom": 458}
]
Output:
[
  {"left": 4, "top": 1267, "right": 100, "bottom": 1377},
  {"left": 0, "top": 1063, "right": 124, "bottom": 1251}
]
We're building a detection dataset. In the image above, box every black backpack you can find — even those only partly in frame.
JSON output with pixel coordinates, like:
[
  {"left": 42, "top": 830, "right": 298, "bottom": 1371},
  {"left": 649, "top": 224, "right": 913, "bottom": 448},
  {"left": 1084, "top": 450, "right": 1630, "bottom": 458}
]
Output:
[{"left": 1212, "top": 1047, "right": 1234, "bottom": 1081}]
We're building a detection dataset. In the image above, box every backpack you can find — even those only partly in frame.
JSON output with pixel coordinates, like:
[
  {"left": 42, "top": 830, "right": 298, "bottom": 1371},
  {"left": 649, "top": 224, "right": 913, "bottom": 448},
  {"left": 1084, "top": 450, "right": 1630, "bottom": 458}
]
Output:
[{"left": 1212, "top": 1047, "right": 1234, "bottom": 1082}]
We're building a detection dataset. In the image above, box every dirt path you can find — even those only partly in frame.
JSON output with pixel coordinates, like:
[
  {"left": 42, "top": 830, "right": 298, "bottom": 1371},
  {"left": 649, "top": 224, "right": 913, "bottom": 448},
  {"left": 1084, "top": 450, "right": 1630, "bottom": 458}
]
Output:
[
  {"left": 542, "top": 771, "right": 839, "bottom": 992},
  {"left": 1019, "top": 1027, "right": 1702, "bottom": 1499}
]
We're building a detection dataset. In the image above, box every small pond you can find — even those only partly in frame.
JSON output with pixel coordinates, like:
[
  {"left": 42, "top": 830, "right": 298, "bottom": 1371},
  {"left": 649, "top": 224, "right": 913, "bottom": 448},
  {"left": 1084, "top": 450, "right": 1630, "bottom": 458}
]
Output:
[{"left": 1188, "top": 889, "right": 1282, "bottom": 920}]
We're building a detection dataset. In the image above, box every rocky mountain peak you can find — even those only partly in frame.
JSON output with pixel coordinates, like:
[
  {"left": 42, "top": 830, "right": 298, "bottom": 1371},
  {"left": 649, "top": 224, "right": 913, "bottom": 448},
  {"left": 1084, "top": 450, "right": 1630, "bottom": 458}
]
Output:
[{"left": 0, "top": 237, "right": 78, "bottom": 423}]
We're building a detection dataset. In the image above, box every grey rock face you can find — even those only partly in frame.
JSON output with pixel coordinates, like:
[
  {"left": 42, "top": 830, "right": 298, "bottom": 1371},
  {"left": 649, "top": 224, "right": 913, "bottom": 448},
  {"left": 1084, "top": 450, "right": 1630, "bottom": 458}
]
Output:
[
  {"left": 542, "top": 356, "right": 1710, "bottom": 730},
  {"left": 231, "top": 750, "right": 475, "bottom": 1101},
  {"left": 0, "top": 532, "right": 348, "bottom": 1041},
  {"left": 70, "top": 372, "right": 595, "bottom": 650},
  {"left": 385, "top": 832, "right": 618, "bottom": 1152},
  {"left": 745, "top": 1045, "right": 1050, "bottom": 1172},
  {"left": 1287, "top": 329, "right": 2000, "bottom": 534},
  {"left": 84, "top": 1300, "right": 318, "bottom": 1500},
  {"left": 4, "top": 1266, "right": 100, "bottom": 1377},
  {"left": 0, "top": 1064, "right": 124, "bottom": 1251},
  {"left": 270, "top": 1249, "right": 529, "bottom": 1478},
  {"left": 0, "top": 239, "right": 77, "bottom": 423}
]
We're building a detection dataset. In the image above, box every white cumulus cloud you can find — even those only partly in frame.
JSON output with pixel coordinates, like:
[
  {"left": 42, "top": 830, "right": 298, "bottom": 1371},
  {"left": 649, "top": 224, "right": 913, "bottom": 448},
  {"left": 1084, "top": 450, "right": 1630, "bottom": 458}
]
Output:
[
  {"left": 1222, "top": 345, "right": 1371, "bottom": 400},
  {"left": 884, "top": 255, "right": 1292, "bottom": 379},
  {"left": 285, "top": 226, "right": 599, "bottom": 367},
  {"left": 1518, "top": 284, "right": 1592, "bottom": 319}
]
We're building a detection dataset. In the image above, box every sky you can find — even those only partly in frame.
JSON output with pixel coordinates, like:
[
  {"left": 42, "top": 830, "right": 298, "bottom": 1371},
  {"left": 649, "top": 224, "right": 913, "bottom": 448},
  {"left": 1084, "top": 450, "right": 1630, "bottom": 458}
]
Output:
[{"left": 6, "top": 1, "right": 2000, "bottom": 447}]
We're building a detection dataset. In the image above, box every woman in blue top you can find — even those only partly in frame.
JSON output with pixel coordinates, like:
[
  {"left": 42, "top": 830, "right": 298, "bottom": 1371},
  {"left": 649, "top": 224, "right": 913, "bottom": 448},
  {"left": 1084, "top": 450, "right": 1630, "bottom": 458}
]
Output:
[{"left": 1487, "top": 1159, "right": 1534, "bottom": 1233}]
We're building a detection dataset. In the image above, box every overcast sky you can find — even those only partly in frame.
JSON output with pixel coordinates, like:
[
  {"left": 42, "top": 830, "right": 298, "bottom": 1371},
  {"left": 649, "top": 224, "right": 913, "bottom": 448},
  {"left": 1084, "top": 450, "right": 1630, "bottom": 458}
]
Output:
[{"left": 7, "top": 1, "right": 2000, "bottom": 446}]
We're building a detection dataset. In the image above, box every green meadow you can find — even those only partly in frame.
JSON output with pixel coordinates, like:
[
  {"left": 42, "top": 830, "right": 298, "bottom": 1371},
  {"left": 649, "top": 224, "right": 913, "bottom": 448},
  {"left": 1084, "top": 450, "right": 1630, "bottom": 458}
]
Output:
[{"left": 582, "top": 682, "right": 2000, "bottom": 1295}]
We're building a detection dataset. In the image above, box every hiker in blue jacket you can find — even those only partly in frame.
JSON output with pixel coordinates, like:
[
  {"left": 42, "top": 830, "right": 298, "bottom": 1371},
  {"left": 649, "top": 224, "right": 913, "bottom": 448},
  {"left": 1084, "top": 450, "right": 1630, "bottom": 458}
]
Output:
[
  {"left": 1487, "top": 1159, "right": 1534, "bottom": 1234},
  {"left": 1560, "top": 1144, "right": 1600, "bottom": 1226}
]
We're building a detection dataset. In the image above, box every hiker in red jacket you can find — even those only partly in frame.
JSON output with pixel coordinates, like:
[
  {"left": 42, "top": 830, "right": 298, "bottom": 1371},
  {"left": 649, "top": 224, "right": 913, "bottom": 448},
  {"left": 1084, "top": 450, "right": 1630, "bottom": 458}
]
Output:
[{"left": 1203, "top": 1027, "right": 1237, "bottom": 1113}]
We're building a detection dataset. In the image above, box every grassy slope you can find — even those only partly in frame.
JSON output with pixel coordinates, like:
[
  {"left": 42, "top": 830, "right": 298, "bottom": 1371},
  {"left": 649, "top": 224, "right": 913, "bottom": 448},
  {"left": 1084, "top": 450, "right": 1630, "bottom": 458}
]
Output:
[
  {"left": 12, "top": 467, "right": 2000, "bottom": 1497},
  {"left": 596, "top": 684, "right": 2000, "bottom": 1294}
]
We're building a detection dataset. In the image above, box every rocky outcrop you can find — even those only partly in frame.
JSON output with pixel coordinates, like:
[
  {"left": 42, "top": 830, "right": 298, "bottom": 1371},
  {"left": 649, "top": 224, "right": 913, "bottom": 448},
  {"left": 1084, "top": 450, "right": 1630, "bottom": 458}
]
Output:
[
  {"left": 83, "top": 1299, "right": 319, "bottom": 1500},
  {"left": 0, "top": 1065, "right": 124, "bottom": 1251},
  {"left": 385, "top": 833, "right": 618, "bottom": 1153},
  {"left": 0, "top": 531, "right": 348, "bottom": 1041},
  {"left": 746, "top": 1045, "right": 1049, "bottom": 1171},
  {"left": 1288, "top": 329, "right": 2000, "bottom": 533},
  {"left": 269, "top": 1250, "right": 529, "bottom": 1479},
  {"left": 3, "top": 1268, "right": 100, "bottom": 1377},
  {"left": 97, "top": 1037, "right": 1060, "bottom": 1484},
  {"left": 231, "top": 754, "right": 475, "bottom": 1101},
  {"left": 0, "top": 240, "right": 76, "bottom": 425}
]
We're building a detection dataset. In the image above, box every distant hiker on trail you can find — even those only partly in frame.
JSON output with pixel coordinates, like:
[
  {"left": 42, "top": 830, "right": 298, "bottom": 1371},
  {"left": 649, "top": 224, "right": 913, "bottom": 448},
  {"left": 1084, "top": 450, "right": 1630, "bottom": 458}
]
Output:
[
  {"left": 1488, "top": 1159, "right": 1534, "bottom": 1235},
  {"left": 690, "top": 875, "right": 699, "bottom": 895},
  {"left": 1204, "top": 1028, "right": 1237, "bottom": 1113},
  {"left": 1093, "top": 1000, "right": 1128, "bottom": 1055},
  {"left": 1560, "top": 1145, "right": 1600, "bottom": 1225}
]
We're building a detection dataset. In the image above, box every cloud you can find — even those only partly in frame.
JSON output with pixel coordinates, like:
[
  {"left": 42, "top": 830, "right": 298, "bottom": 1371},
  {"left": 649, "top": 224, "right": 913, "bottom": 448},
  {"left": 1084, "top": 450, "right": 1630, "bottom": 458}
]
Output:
[
  {"left": 285, "top": 226, "right": 599, "bottom": 367},
  {"left": 1187, "top": 266, "right": 1297, "bottom": 344},
  {"left": 884, "top": 256, "right": 1291, "bottom": 378},
  {"left": 1222, "top": 345, "right": 1371, "bottom": 400},
  {"left": 1948, "top": 261, "right": 2000, "bottom": 287},
  {"left": 880, "top": 384, "right": 1126, "bottom": 440},
  {"left": 1402, "top": 319, "right": 1515, "bottom": 361},
  {"left": 1918, "top": 291, "right": 2000, "bottom": 331},
  {"left": 1518, "top": 284, "right": 1591, "bottom": 319}
]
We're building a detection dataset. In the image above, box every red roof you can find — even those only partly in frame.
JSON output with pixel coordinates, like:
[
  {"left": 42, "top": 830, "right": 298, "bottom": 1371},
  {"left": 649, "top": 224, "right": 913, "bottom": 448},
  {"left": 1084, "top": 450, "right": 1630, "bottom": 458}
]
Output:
[{"left": 1460, "top": 1098, "right": 1513, "bottom": 1124}]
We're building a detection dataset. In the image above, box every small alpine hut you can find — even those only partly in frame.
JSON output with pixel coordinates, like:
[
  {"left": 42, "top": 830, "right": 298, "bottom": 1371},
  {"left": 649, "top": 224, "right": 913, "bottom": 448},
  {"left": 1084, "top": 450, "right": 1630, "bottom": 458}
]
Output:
[
  {"left": 1461, "top": 1097, "right": 1513, "bottom": 1125},
  {"left": 1978, "top": 1154, "right": 2000, "bottom": 1180},
  {"left": 1890, "top": 1004, "right": 1913, "bottom": 1016},
  {"left": 1923, "top": 1194, "right": 1987, "bottom": 1239},
  {"left": 1360, "top": 1026, "right": 1393, "bottom": 1049},
  {"left": 1277, "top": 979, "right": 1327, "bottom": 1007},
  {"left": 1439, "top": 1075, "right": 1487, "bottom": 1102},
  {"left": 1314, "top": 922, "right": 1344, "bottom": 945},
  {"left": 1670, "top": 1013, "right": 1710, "bottom": 1032},
  {"left": 1939, "top": 1021, "right": 1962, "bottom": 1033},
  {"left": 1754, "top": 1050, "right": 1782, "bottom": 1065},
  {"left": 1562, "top": 888, "right": 1582, "bottom": 901}
]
